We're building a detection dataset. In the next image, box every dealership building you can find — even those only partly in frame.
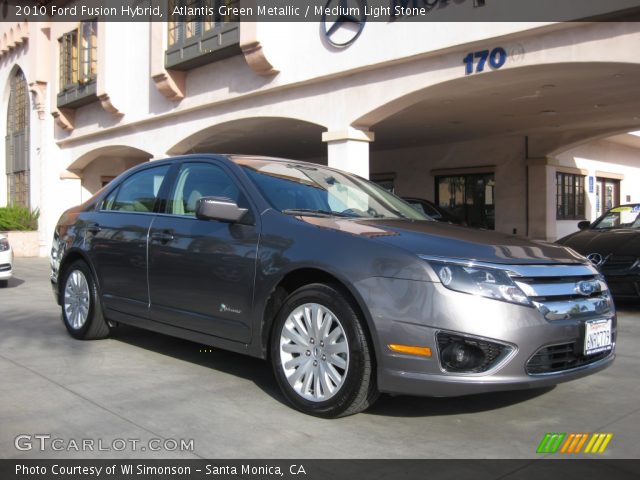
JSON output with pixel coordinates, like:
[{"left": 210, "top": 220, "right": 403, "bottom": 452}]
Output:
[{"left": 2, "top": 1, "right": 640, "bottom": 255}]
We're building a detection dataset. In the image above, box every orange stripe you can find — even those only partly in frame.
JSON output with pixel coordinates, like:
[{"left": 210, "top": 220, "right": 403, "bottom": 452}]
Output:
[
  {"left": 568, "top": 434, "right": 582, "bottom": 454},
  {"left": 560, "top": 434, "right": 575, "bottom": 453}
]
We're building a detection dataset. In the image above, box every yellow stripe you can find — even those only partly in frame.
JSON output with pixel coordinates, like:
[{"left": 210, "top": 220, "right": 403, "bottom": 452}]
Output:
[
  {"left": 584, "top": 434, "right": 598, "bottom": 453},
  {"left": 560, "top": 434, "right": 575, "bottom": 454},
  {"left": 590, "top": 434, "right": 606, "bottom": 453},
  {"left": 574, "top": 434, "right": 589, "bottom": 454},
  {"left": 387, "top": 344, "right": 432, "bottom": 357},
  {"left": 598, "top": 434, "right": 613, "bottom": 454}
]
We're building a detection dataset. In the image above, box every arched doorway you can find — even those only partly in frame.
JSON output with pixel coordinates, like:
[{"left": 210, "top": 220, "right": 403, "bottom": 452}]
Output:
[{"left": 6, "top": 67, "right": 30, "bottom": 207}]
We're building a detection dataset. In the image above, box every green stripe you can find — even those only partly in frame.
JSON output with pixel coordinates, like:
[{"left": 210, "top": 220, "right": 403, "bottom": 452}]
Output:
[{"left": 537, "top": 433, "right": 566, "bottom": 454}]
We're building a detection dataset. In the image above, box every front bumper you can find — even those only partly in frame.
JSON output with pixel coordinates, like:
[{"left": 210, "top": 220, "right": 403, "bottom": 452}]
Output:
[
  {"left": 0, "top": 249, "right": 13, "bottom": 280},
  {"left": 380, "top": 354, "right": 613, "bottom": 397},
  {"left": 354, "top": 277, "right": 616, "bottom": 397}
]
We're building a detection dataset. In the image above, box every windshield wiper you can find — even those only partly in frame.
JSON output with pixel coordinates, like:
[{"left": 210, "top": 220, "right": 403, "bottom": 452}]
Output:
[{"left": 282, "top": 208, "right": 351, "bottom": 218}]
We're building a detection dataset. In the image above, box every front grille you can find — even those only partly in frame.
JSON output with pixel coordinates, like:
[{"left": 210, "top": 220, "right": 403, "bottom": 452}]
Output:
[
  {"left": 0, "top": 263, "right": 11, "bottom": 272},
  {"left": 601, "top": 255, "right": 638, "bottom": 274},
  {"left": 508, "top": 264, "right": 614, "bottom": 321},
  {"left": 436, "top": 333, "right": 510, "bottom": 373},
  {"left": 526, "top": 341, "right": 613, "bottom": 375}
]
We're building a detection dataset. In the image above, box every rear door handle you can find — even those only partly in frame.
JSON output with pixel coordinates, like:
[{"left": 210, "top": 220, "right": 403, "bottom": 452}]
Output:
[
  {"left": 150, "top": 231, "right": 174, "bottom": 242},
  {"left": 86, "top": 223, "right": 101, "bottom": 233}
]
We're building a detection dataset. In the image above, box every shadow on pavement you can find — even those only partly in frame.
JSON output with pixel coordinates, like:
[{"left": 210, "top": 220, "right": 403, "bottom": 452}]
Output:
[
  {"left": 1, "top": 276, "right": 25, "bottom": 288},
  {"left": 110, "top": 324, "right": 553, "bottom": 418},
  {"left": 110, "top": 324, "right": 284, "bottom": 404},
  {"left": 366, "top": 387, "right": 554, "bottom": 418}
]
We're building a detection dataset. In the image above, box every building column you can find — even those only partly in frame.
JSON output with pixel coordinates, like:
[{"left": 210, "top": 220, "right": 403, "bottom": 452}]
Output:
[
  {"left": 322, "top": 128, "right": 375, "bottom": 178},
  {"left": 527, "top": 157, "right": 557, "bottom": 241}
]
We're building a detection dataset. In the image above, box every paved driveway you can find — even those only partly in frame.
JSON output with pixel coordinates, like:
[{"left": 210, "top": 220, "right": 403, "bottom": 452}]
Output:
[{"left": 1, "top": 258, "right": 639, "bottom": 459}]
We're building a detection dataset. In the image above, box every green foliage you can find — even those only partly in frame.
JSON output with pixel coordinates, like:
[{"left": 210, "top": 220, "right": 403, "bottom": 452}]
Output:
[{"left": 0, "top": 206, "right": 39, "bottom": 231}]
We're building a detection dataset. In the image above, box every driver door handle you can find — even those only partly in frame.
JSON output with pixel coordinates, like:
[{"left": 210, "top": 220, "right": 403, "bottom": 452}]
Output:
[
  {"left": 86, "top": 223, "right": 101, "bottom": 233},
  {"left": 150, "top": 230, "right": 174, "bottom": 243}
]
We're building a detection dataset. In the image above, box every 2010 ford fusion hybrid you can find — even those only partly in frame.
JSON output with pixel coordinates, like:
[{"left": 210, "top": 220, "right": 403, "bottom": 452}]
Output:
[{"left": 50, "top": 155, "right": 616, "bottom": 417}]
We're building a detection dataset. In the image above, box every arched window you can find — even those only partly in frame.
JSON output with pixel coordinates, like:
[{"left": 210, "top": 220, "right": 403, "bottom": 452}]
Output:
[{"left": 6, "top": 67, "right": 30, "bottom": 207}]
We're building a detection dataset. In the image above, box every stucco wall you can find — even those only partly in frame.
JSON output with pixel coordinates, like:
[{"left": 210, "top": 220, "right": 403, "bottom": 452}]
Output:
[{"left": 370, "top": 136, "right": 528, "bottom": 236}]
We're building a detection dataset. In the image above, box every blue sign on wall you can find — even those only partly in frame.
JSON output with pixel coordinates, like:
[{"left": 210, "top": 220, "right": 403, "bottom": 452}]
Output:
[{"left": 588, "top": 176, "right": 594, "bottom": 193}]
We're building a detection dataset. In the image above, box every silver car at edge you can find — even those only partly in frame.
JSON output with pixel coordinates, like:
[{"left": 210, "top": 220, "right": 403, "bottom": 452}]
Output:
[
  {"left": 50, "top": 155, "right": 616, "bottom": 417},
  {"left": 0, "top": 234, "right": 13, "bottom": 287}
]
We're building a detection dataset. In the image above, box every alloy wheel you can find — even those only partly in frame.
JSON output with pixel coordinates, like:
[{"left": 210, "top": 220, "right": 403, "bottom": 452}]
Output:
[{"left": 279, "top": 303, "right": 350, "bottom": 402}]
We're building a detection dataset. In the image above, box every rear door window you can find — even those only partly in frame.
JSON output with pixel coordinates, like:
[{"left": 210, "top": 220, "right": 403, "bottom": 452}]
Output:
[{"left": 102, "top": 165, "right": 169, "bottom": 212}]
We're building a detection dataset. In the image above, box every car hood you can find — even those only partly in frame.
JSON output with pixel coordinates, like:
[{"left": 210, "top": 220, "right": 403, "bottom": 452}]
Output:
[
  {"left": 558, "top": 228, "right": 640, "bottom": 255},
  {"left": 298, "top": 217, "right": 584, "bottom": 265}
]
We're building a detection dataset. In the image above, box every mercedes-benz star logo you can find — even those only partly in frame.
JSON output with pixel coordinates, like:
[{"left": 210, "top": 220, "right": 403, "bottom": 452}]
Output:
[
  {"left": 586, "top": 253, "right": 607, "bottom": 267},
  {"left": 322, "top": 0, "right": 367, "bottom": 48}
]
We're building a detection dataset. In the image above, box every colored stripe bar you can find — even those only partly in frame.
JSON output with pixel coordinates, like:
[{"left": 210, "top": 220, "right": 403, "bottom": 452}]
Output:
[
  {"left": 584, "top": 433, "right": 614, "bottom": 454},
  {"left": 537, "top": 433, "right": 566, "bottom": 454}
]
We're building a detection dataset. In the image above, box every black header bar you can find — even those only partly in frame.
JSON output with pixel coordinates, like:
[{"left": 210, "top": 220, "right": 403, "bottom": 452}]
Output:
[{"left": 2, "top": 0, "right": 640, "bottom": 23}]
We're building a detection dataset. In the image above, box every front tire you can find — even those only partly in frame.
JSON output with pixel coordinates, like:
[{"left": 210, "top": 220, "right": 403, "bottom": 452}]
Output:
[
  {"left": 61, "top": 260, "right": 110, "bottom": 340},
  {"left": 270, "top": 283, "right": 378, "bottom": 418}
]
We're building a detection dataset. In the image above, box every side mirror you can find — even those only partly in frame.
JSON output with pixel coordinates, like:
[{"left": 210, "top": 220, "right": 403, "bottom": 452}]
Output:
[
  {"left": 195, "top": 197, "right": 251, "bottom": 224},
  {"left": 577, "top": 220, "right": 591, "bottom": 230}
]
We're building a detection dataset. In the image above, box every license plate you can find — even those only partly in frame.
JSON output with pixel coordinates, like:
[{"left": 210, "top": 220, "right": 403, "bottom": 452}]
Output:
[{"left": 583, "top": 319, "right": 613, "bottom": 356}]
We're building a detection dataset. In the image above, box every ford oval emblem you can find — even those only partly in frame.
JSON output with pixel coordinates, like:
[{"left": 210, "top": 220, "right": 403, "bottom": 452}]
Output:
[{"left": 576, "top": 280, "right": 597, "bottom": 296}]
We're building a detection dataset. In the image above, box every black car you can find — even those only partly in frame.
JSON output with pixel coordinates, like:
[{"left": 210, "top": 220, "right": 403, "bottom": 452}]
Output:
[
  {"left": 402, "top": 197, "right": 466, "bottom": 226},
  {"left": 557, "top": 204, "right": 640, "bottom": 300}
]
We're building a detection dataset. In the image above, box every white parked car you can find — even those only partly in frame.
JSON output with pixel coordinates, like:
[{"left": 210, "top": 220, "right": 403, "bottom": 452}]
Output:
[{"left": 0, "top": 234, "right": 13, "bottom": 287}]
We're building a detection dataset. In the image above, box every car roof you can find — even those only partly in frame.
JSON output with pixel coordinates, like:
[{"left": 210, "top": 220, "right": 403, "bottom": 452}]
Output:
[{"left": 145, "top": 154, "right": 334, "bottom": 172}]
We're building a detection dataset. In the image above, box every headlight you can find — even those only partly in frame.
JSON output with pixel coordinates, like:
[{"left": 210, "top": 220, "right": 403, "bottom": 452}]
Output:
[
  {"left": 421, "top": 258, "right": 531, "bottom": 306},
  {"left": 0, "top": 238, "right": 9, "bottom": 252}
]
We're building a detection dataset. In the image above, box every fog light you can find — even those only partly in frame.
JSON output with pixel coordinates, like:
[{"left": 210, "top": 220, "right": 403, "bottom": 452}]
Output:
[
  {"left": 437, "top": 332, "right": 511, "bottom": 373},
  {"left": 441, "top": 342, "right": 485, "bottom": 371}
]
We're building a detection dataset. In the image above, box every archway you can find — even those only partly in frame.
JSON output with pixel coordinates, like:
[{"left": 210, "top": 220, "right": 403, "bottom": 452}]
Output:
[
  {"left": 68, "top": 145, "right": 153, "bottom": 198},
  {"left": 167, "top": 117, "right": 327, "bottom": 161}
]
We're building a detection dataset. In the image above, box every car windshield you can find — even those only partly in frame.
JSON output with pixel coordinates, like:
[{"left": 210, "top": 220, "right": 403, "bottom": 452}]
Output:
[
  {"left": 236, "top": 159, "right": 428, "bottom": 220},
  {"left": 592, "top": 204, "right": 640, "bottom": 229}
]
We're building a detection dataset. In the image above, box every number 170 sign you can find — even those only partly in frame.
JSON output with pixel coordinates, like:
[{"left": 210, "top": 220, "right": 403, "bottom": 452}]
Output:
[{"left": 463, "top": 47, "right": 507, "bottom": 75}]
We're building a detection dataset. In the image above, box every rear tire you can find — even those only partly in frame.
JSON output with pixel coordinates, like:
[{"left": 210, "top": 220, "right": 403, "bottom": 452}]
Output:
[
  {"left": 61, "top": 260, "right": 110, "bottom": 340},
  {"left": 270, "top": 283, "right": 379, "bottom": 418}
]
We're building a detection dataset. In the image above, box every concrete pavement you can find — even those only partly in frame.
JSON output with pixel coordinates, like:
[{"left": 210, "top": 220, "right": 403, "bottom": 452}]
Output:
[{"left": 1, "top": 258, "right": 638, "bottom": 459}]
